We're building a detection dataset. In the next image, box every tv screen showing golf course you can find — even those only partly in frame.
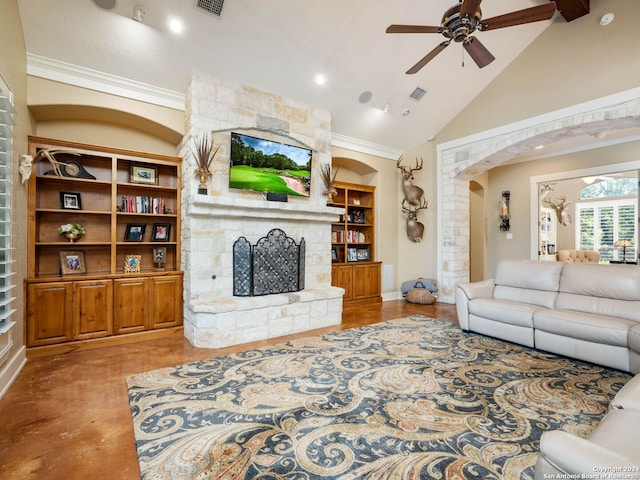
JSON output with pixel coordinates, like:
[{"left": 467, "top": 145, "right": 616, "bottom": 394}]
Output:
[{"left": 229, "top": 132, "right": 312, "bottom": 197}]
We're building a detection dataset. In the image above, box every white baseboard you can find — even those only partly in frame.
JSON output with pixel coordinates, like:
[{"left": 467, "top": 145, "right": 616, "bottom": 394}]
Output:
[
  {"left": 0, "top": 346, "right": 27, "bottom": 399},
  {"left": 382, "top": 291, "right": 403, "bottom": 302}
]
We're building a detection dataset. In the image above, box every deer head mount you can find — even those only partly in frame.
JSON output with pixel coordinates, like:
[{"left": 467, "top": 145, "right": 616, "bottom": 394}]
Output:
[
  {"left": 538, "top": 182, "right": 555, "bottom": 202},
  {"left": 545, "top": 195, "right": 572, "bottom": 226},
  {"left": 401, "top": 198, "right": 428, "bottom": 242},
  {"left": 396, "top": 156, "right": 425, "bottom": 207}
]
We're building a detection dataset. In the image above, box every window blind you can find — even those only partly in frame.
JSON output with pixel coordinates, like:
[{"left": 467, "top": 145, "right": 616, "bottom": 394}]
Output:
[
  {"left": 0, "top": 76, "right": 16, "bottom": 333},
  {"left": 576, "top": 199, "right": 637, "bottom": 262}
]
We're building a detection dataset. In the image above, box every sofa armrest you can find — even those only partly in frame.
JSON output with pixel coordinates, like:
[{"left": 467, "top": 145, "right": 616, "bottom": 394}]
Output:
[
  {"left": 455, "top": 279, "right": 494, "bottom": 331},
  {"left": 535, "top": 430, "right": 637, "bottom": 478}
]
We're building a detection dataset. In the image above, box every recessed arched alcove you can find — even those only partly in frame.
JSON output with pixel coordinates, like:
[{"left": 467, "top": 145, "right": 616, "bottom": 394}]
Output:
[{"left": 436, "top": 89, "right": 640, "bottom": 303}]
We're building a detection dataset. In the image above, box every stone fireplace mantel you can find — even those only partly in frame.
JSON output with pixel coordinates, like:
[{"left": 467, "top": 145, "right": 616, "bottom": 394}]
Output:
[{"left": 187, "top": 194, "right": 343, "bottom": 223}]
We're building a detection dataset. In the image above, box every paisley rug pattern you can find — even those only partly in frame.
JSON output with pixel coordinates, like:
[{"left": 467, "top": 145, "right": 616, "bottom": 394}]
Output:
[{"left": 126, "top": 316, "right": 630, "bottom": 479}]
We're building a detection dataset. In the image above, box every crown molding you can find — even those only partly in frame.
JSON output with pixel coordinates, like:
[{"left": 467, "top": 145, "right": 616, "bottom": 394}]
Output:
[
  {"left": 331, "top": 133, "right": 403, "bottom": 160},
  {"left": 26, "top": 53, "right": 185, "bottom": 111}
]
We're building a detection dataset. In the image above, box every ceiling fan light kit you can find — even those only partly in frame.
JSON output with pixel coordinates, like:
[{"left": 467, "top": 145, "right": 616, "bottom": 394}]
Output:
[{"left": 386, "top": 0, "right": 557, "bottom": 74}]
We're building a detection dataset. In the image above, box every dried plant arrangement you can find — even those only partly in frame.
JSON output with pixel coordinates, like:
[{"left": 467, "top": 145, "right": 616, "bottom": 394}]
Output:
[
  {"left": 319, "top": 163, "right": 339, "bottom": 203},
  {"left": 191, "top": 134, "right": 220, "bottom": 193}
]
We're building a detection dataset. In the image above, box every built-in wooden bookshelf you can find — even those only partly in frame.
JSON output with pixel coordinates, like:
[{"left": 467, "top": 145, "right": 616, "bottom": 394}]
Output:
[
  {"left": 25, "top": 136, "right": 183, "bottom": 357},
  {"left": 329, "top": 181, "right": 381, "bottom": 308}
]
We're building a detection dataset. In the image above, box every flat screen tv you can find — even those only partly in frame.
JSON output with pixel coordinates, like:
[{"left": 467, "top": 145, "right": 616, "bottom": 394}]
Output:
[{"left": 229, "top": 132, "right": 312, "bottom": 197}]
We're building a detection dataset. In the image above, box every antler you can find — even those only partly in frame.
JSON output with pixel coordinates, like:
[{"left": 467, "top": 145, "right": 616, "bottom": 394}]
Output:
[
  {"left": 545, "top": 195, "right": 570, "bottom": 211},
  {"left": 396, "top": 156, "right": 423, "bottom": 174},
  {"left": 402, "top": 198, "right": 428, "bottom": 213}
]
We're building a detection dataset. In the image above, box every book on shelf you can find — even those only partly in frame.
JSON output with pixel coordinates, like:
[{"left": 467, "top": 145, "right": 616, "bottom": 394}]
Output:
[{"left": 121, "top": 195, "right": 166, "bottom": 214}]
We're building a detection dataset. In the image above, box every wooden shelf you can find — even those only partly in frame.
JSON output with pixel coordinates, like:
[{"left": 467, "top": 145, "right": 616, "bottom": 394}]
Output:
[
  {"left": 26, "top": 136, "right": 183, "bottom": 355},
  {"left": 329, "top": 181, "right": 381, "bottom": 307}
]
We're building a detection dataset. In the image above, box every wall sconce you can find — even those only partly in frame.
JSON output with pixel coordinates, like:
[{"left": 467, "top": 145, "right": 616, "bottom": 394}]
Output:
[{"left": 499, "top": 191, "right": 510, "bottom": 231}]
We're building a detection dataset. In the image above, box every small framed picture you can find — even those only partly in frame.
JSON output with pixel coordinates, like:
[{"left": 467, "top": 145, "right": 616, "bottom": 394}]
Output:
[
  {"left": 347, "top": 247, "right": 358, "bottom": 262},
  {"left": 60, "top": 191, "right": 81, "bottom": 210},
  {"left": 124, "top": 223, "right": 146, "bottom": 242},
  {"left": 357, "top": 248, "right": 370, "bottom": 261},
  {"left": 124, "top": 254, "right": 141, "bottom": 274},
  {"left": 130, "top": 164, "right": 158, "bottom": 185},
  {"left": 151, "top": 223, "right": 171, "bottom": 242},
  {"left": 153, "top": 247, "right": 167, "bottom": 270},
  {"left": 331, "top": 247, "right": 338, "bottom": 263},
  {"left": 59, "top": 251, "right": 86, "bottom": 275}
]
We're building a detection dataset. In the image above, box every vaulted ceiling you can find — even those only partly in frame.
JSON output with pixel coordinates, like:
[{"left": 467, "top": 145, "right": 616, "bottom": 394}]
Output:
[{"left": 18, "top": 0, "right": 587, "bottom": 153}]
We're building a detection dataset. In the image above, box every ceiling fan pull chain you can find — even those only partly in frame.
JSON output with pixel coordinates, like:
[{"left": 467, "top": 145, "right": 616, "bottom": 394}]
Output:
[{"left": 462, "top": 45, "right": 465, "bottom": 67}]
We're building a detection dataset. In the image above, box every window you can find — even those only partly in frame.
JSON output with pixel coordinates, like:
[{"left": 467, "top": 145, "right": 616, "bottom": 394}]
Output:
[
  {"left": 0, "top": 75, "right": 16, "bottom": 339},
  {"left": 576, "top": 197, "right": 637, "bottom": 262}
]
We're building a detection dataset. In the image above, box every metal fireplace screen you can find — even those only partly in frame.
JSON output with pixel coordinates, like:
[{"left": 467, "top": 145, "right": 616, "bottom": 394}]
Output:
[{"left": 233, "top": 228, "right": 305, "bottom": 296}]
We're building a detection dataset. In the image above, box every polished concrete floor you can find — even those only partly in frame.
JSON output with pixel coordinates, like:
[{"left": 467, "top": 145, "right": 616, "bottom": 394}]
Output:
[{"left": 0, "top": 300, "right": 457, "bottom": 480}]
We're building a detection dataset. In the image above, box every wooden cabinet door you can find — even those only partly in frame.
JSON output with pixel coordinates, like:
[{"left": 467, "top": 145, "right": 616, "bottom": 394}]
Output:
[
  {"left": 114, "top": 278, "right": 149, "bottom": 334},
  {"left": 73, "top": 280, "right": 113, "bottom": 340},
  {"left": 352, "top": 264, "right": 369, "bottom": 300},
  {"left": 149, "top": 275, "right": 182, "bottom": 329},
  {"left": 332, "top": 265, "right": 353, "bottom": 300},
  {"left": 366, "top": 263, "right": 381, "bottom": 298},
  {"left": 27, "top": 282, "right": 73, "bottom": 347}
]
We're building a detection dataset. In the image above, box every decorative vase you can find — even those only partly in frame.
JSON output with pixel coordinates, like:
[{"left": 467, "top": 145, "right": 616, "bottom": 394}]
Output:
[
  {"left": 197, "top": 173, "right": 208, "bottom": 195},
  {"left": 64, "top": 232, "right": 82, "bottom": 242}
]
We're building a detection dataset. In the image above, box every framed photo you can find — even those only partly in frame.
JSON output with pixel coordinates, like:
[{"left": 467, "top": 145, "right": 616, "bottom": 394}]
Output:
[
  {"left": 130, "top": 164, "right": 158, "bottom": 185},
  {"left": 124, "top": 254, "right": 141, "bottom": 274},
  {"left": 151, "top": 223, "right": 171, "bottom": 242},
  {"left": 153, "top": 247, "right": 166, "bottom": 263},
  {"left": 60, "top": 191, "right": 81, "bottom": 210},
  {"left": 331, "top": 247, "right": 338, "bottom": 263},
  {"left": 59, "top": 251, "right": 86, "bottom": 275},
  {"left": 347, "top": 247, "right": 358, "bottom": 262},
  {"left": 351, "top": 208, "right": 366, "bottom": 224},
  {"left": 124, "top": 223, "right": 146, "bottom": 242},
  {"left": 356, "top": 248, "right": 370, "bottom": 261}
]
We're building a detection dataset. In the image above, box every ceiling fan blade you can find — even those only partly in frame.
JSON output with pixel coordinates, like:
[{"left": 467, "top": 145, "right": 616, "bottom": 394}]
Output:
[
  {"left": 406, "top": 41, "right": 450, "bottom": 74},
  {"left": 463, "top": 37, "right": 495, "bottom": 68},
  {"left": 386, "top": 24, "right": 442, "bottom": 34},
  {"left": 459, "top": 0, "right": 482, "bottom": 17},
  {"left": 481, "top": 2, "right": 556, "bottom": 31}
]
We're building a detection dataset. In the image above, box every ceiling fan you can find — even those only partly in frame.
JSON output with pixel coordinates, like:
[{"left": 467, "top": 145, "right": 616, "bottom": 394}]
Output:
[{"left": 386, "top": 0, "right": 557, "bottom": 74}]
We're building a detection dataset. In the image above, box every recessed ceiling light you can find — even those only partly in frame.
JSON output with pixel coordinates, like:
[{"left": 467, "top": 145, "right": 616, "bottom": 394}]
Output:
[
  {"left": 534, "top": 145, "right": 544, "bottom": 150},
  {"left": 358, "top": 91, "right": 372, "bottom": 104},
  {"left": 168, "top": 17, "right": 184, "bottom": 33},
  {"left": 600, "top": 13, "right": 614, "bottom": 26},
  {"left": 402, "top": 108, "right": 411, "bottom": 116},
  {"left": 92, "top": 0, "right": 117, "bottom": 11},
  {"left": 315, "top": 74, "right": 326, "bottom": 86}
]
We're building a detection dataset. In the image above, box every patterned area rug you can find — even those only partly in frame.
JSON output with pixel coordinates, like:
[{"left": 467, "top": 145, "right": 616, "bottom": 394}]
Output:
[{"left": 126, "top": 316, "right": 631, "bottom": 479}]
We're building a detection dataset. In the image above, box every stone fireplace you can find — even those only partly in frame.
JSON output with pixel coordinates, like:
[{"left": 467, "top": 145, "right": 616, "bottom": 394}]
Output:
[{"left": 180, "top": 72, "right": 344, "bottom": 349}]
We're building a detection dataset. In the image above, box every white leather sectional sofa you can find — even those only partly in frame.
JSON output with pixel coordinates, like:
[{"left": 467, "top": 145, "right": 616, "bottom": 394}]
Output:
[
  {"left": 455, "top": 259, "right": 640, "bottom": 373},
  {"left": 535, "top": 373, "right": 640, "bottom": 477}
]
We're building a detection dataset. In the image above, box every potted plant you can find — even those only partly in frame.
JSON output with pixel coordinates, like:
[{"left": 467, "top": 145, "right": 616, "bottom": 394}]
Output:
[
  {"left": 57, "top": 222, "right": 86, "bottom": 242},
  {"left": 192, "top": 134, "right": 220, "bottom": 194}
]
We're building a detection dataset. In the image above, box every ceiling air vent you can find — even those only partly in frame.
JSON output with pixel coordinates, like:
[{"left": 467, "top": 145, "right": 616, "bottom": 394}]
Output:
[
  {"left": 409, "top": 87, "right": 426, "bottom": 102},
  {"left": 194, "top": 0, "right": 225, "bottom": 18}
]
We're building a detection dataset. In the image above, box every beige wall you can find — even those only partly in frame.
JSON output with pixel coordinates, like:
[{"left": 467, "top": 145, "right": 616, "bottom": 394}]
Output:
[
  {"left": 0, "top": 0, "right": 30, "bottom": 395},
  {"left": 28, "top": 77, "right": 183, "bottom": 155}
]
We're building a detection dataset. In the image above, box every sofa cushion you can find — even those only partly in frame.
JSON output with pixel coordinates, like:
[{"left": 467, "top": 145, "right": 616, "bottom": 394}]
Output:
[
  {"left": 555, "top": 292, "right": 640, "bottom": 323},
  {"left": 534, "top": 309, "right": 635, "bottom": 347},
  {"left": 469, "top": 298, "right": 542, "bottom": 328},
  {"left": 493, "top": 260, "right": 561, "bottom": 309},
  {"left": 496, "top": 259, "right": 563, "bottom": 291},
  {"left": 560, "top": 263, "right": 640, "bottom": 301},
  {"left": 610, "top": 373, "right": 640, "bottom": 410}
]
